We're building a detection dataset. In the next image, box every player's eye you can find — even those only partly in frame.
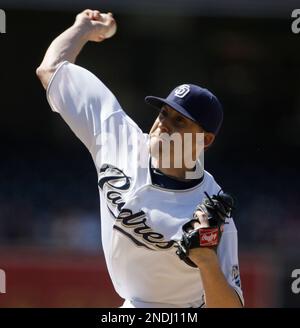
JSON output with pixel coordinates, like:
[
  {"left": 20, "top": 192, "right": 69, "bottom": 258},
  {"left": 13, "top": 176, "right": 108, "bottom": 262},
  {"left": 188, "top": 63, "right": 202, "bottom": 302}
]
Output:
[
  {"left": 159, "top": 109, "right": 168, "bottom": 118},
  {"left": 175, "top": 115, "right": 186, "bottom": 126}
]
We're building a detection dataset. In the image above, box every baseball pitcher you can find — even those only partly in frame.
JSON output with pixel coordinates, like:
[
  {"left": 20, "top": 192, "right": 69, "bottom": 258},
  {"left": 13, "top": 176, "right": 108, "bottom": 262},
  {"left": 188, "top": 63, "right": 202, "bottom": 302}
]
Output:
[{"left": 36, "top": 9, "right": 244, "bottom": 308}]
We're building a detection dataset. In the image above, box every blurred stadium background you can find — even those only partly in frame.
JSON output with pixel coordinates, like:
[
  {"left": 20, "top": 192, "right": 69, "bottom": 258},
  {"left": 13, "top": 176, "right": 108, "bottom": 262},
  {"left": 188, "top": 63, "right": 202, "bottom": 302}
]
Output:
[{"left": 0, "top": 0, "right": 300, "bottom": 307}]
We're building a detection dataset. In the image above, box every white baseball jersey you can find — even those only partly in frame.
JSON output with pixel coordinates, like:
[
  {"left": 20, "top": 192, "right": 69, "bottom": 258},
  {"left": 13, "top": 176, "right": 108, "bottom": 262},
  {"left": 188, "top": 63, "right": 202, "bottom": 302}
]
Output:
[{"left": 47, "top": 61, "right": 244, "bottom": 308}]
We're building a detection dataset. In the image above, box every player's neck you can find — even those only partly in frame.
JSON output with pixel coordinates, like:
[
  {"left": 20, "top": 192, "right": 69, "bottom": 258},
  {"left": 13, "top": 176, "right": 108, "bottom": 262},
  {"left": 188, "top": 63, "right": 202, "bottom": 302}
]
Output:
[
  {"left": 157, "top": 167, "right": 190, "bottom": 181},
  {"left": 151, "top": 157, "right": 194, "bottom": 181}
]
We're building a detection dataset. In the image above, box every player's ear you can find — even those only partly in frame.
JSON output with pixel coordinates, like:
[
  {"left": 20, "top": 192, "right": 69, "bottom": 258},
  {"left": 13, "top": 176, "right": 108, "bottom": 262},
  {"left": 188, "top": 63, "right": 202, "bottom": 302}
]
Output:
[{"left": 204, "top": 132, "right": 215, "bottom": 150}]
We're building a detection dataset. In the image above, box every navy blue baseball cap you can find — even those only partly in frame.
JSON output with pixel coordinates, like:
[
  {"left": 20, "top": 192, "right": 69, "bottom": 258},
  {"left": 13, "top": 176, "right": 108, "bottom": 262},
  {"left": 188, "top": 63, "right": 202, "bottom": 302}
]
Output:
[{"left": 145, "top": 84, "right": 223, "bottom": 135}]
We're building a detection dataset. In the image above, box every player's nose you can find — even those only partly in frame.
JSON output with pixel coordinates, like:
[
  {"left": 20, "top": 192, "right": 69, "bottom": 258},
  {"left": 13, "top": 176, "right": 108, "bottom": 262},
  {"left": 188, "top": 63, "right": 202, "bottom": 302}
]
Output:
[{"left": 158, "top": 117, "right": 171, "bottom": 134}]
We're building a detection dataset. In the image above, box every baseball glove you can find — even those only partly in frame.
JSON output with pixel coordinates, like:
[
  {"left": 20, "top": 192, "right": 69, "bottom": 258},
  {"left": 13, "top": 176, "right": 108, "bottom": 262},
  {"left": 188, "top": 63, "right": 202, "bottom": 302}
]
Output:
[{"left": 175, "top": 190, "right": 234, "bottom": 268}]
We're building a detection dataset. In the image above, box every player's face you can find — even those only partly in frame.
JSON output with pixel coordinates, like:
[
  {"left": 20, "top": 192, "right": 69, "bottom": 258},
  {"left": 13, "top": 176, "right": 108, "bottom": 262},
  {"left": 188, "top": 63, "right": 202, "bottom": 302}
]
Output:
[{"left": 149, "top": 105, "right": 212, "bottom": 171}]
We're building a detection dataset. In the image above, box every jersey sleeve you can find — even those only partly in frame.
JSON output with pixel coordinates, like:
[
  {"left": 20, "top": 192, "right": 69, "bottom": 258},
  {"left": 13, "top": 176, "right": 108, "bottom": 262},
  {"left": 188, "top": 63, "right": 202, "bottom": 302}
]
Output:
[
  {"left": 46, "top": 61, "right": 145, "bottom": 168},
  {"left": 217, "top": 219, "right": 244, "bottom": 306},
  {"left": 47, "top": 61, "right": 124, "bottom": 151}
]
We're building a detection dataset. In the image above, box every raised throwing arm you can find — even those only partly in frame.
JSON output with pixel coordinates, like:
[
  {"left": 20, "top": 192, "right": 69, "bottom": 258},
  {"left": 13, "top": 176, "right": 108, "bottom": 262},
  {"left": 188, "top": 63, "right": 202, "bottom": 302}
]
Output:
[{"left": 36, "top": 9, "right": 116, "bottom": 89}]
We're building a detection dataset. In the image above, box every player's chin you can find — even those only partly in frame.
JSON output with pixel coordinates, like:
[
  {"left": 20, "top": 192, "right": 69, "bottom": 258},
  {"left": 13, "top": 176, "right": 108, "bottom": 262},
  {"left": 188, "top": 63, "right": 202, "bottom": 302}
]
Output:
[
  {"left": 149, "top": 134, "right": 162, "bottom": 142},
  {"left": 149, "top": 137, "right": 160, "bottom": 153}
]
